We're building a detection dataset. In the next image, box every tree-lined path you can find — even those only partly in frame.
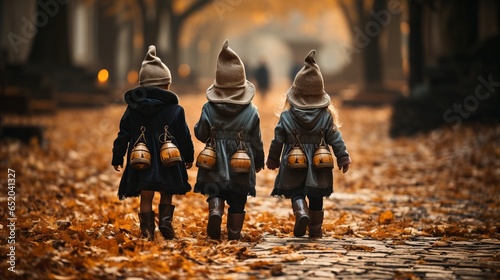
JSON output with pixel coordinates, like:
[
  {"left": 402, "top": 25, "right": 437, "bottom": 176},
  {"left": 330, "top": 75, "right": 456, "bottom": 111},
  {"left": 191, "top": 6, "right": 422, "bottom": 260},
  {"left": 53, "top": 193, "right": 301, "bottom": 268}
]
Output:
[{"left": 1, "top": 88, "right": 499, "bottom": 279}]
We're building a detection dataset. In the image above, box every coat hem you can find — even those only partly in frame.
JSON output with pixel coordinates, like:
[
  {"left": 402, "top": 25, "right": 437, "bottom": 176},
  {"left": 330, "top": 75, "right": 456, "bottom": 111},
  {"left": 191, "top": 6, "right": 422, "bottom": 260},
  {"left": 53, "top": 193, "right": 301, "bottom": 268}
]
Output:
[
  {"left": 194, "top": 181, "right": 256, "bottom": 197},
  {"left": 271, "top": 186, "right": 333, "bottom": 198}
]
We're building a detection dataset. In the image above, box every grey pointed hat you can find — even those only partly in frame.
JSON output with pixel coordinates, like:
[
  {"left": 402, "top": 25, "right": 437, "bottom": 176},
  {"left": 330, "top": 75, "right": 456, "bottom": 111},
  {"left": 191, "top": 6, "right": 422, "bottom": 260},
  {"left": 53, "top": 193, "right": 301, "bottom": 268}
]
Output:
[
  {"left": 206, "top": 40, "right": 255, "bottom": 105},
  {"left": 139, "top": 45, "right": 172, "bottom": 87},
  {"left": 287, "top": 50, "right": 330, "bottom": 109}
]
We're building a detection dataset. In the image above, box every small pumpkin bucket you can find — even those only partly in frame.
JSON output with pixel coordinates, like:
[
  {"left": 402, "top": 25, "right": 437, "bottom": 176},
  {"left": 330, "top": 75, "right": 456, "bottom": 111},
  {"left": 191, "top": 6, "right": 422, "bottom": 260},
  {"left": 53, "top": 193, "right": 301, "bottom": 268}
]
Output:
[
  {"left": 313, "top": 130, "right": 333, "bottom": 169},
  {"left": 230, "top": 132, "right": 251, "bottom": 173},
  {"left": 196, "top": 146, "right": 216, "bottom": 170},
  {"left": 287, "top": 146, "right": 307, "bottom": 169},
  {"left": 196, "top": 127, "right": 217, "bottom": 170},
  {"left": 159, "top": 125, "right": 182, "bottom": 167},
  {"left": 130, "top": 126, "right": 151, "bottom": 170},
  {"left": 313, "top": 147, "right": 334, "bottom": 169},
  {"left": 287, "top": 130, "right": 307, "bottom": 169}
]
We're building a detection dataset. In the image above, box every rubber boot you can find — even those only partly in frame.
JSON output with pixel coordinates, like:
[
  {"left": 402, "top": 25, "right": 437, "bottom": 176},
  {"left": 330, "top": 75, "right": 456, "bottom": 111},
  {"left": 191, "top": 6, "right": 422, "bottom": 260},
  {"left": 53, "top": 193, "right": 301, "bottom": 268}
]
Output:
[
  {"left": 227, "top": 213, "right": 245, "bottom": 240},
  {"left": 308, "top": 210, "right": 324, "bottom": 238},
  {"left": 138, "top": 211, "right": 155, "bottom": 241},
  {"left": 207, "top": 198, "right": 224, "bottom": 239},
  {"left": 158, "top": 204, "right": 175, "bottom": 239},
  {"left": 292, "top": 199, "right": 310, "bottom": 237}
]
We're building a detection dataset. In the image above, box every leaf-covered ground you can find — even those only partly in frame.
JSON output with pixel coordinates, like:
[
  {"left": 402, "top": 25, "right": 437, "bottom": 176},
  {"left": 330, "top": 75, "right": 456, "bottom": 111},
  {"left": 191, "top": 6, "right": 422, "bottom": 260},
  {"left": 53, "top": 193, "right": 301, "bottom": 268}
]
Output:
[{"left": 1, "top": 89, "right": 499, "bottom": 279}]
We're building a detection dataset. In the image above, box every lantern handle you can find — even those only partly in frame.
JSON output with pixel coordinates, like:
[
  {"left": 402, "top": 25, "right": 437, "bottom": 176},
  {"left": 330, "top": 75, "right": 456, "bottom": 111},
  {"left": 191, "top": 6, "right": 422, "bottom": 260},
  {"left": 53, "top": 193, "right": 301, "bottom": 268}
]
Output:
[
  {"left": 159, "top": 125, "right": 173, "bottom": 143},
  {"left": 319, "top": 129, "right": 327, "bottom": 147},
  {"left": 292, "top": 129, "right": 306, "bottom": 152},
  {"left": 133, "top": 126, "right": 148, "bottom": 146},
  {"left": 205, "top": 127, "right": 216, "bottom": 148},
  {"left": 237, "top": 130, "right": 247, "bottom": 151}
]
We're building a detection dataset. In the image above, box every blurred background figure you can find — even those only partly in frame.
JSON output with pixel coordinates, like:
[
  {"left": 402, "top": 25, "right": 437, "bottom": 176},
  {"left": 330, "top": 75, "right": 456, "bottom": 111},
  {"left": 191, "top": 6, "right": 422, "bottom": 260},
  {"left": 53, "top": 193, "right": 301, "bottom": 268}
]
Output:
[{"left": 253, "top": 59, "right": 270, "bottom": 99}]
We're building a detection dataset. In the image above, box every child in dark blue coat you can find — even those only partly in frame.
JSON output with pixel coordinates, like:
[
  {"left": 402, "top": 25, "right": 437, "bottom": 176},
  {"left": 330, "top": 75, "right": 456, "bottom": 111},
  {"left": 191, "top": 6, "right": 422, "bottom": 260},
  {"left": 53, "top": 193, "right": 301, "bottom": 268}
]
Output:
[{"left": 112, "top": 45, "right": 194, "bottom": 240}]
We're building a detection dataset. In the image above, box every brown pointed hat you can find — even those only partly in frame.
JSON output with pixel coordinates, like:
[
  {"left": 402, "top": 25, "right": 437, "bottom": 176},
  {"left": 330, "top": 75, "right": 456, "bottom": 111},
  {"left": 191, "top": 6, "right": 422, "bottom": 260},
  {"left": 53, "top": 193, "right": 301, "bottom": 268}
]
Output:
[
  {"left": 287, "top": 50, "right": 330, "bottom": 109},
  {"left": 139, "top": 45, "right": 172, "bottom": 87},
  {"left": 206, "top": 40, "right": 255, "bottom": 104}
]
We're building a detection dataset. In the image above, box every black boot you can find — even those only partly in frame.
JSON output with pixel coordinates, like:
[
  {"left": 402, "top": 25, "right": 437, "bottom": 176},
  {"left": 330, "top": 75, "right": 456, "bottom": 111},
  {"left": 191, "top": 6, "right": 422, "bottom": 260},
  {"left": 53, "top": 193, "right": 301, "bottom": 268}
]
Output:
[
  {"left": 138, "top": 211, "right": 155, "bottom": 241},
  {"left": 159, "top": 204, "right": 175, "bottom": 239},
  {"left": 227, "top": 213, "right": 245, "bottom": 240},
  {"left": 292, "top": 199, "right": 310, "bottom": 237},
  {"left": 207, "top": 198, "right": 224, "bottom": 239},
  {"left": 308, "top": 210, "right": 324, "bottom": 238}
]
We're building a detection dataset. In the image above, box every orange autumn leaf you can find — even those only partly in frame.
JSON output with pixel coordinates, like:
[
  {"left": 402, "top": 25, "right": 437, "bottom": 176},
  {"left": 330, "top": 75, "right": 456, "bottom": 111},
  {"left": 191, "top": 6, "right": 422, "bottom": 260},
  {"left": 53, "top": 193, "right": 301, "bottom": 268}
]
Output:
[{"left": 378, "top": 210, "right": 394, "bottom": 225}]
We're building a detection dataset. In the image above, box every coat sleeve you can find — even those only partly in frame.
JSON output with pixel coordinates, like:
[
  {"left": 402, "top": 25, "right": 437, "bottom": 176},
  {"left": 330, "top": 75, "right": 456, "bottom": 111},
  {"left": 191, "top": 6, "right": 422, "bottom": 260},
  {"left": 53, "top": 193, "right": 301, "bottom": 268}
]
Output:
[
  {"left": 194, "top": 104, "right": 211, "bottom": 143},
  {"left": 249, "top": 110, "right": 265, "bottom": 169},
  {"left": 112, "top": 107, "right": 132, "bottom": 166},
  {"left": 267, "top": 114, "right": 286, "bottom": 162},
  {"left": 174, "top": 106, "right": 195, "bottom": 163},
  {"left": 325, "top": 126, "right": 351, "bottom": 167}
]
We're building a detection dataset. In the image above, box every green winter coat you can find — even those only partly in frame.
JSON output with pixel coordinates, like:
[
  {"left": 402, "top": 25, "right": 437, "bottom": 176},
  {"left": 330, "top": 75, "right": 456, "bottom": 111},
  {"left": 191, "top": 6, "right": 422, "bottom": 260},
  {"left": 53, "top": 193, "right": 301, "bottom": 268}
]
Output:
[
  {"left": 268, "top": 106, "right": 351, "bottom": 198},
  {"left": 194, "top": 102, "right": 265, "bottom": 197}
]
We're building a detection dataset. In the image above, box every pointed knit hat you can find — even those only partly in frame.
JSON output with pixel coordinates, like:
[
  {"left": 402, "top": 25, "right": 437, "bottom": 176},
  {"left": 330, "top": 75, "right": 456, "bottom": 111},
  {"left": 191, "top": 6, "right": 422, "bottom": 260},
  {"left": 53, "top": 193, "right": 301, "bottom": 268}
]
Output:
[
  {"left": 287, "top": 50, "right": 330, "bottom": 109},
  {"left": 139, "top": 45, "right": 172, "bottom": 87},
  {"left": 206, "top": 40, "right": 255, "bottom": 104}
]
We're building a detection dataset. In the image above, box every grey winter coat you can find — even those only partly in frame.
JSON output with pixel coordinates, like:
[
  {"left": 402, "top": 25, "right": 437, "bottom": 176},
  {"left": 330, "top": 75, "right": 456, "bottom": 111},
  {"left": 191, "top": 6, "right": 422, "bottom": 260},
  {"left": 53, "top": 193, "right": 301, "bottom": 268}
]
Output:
[
  {"left": 268, "top": 106, "right": 351, "bottom": 198},
  {"left": 194, "top": 102, "right": 265, "bottom": 197}
]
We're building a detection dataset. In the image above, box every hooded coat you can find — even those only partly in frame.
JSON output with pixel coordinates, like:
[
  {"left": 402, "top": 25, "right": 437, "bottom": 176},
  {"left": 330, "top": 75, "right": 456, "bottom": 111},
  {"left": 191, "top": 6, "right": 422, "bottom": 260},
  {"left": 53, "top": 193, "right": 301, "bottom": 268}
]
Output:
[
  {"left": 112, "top": 87, "right": 194, "bottom": 199},
  {"left": 194, "top": 102, "right": 264, "bottom": 197},
  {"left": 268, "top": 106, "right": 351, "bottom": 198}
]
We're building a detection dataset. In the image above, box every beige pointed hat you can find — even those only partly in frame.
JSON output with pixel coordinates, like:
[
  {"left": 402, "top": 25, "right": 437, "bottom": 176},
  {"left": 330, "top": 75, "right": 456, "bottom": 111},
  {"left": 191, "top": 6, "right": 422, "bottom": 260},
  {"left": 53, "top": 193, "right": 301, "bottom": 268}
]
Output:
[
  {"left": 206, "top": 40, "right": 255, "bottom": 105},
  {"left": 139, "top": 45, "right": 172, "bottom": 87},
  {"left": 287, "top": 50, "right": 330, "bottom": 109}
]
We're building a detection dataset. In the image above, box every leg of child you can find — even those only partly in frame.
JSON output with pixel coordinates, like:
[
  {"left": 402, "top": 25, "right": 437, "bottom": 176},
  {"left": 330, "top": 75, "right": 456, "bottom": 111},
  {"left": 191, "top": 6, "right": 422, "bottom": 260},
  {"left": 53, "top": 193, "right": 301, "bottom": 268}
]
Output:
[
  {"left": 138, "top": 190, "right": 155, "bottom": 240},
  {"left": 291, "top": 194, "right": 310, "bottom": 237},
  {"left": 159, "top": 192, "right": 175, "bottom": 239},
  {"left": 140, "top": 190, "right": 155, "bottom": 212},
  {"left": 226, "top": 193, "right": 247, "bottom": 240},
  {"left": 307, "top": 195, "right": 324, "bottom": 238},
  {"left": 207, "top": 191, "right": 225, "bottom": 240}
]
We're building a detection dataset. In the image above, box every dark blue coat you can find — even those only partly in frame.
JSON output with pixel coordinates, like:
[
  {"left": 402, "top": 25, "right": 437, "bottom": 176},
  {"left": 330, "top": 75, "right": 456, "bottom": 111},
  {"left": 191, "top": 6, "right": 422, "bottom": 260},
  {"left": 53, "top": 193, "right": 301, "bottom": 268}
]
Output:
[{"left": 112, "top": 87, "right": 194, "bottom": 199}]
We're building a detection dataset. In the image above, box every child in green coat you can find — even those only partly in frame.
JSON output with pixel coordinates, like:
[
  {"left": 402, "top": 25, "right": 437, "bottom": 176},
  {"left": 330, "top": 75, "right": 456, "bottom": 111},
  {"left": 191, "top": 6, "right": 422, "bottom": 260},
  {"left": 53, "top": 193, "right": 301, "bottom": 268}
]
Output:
[{"left": 266, "top": 50, "right": 351, "bottom": 238}]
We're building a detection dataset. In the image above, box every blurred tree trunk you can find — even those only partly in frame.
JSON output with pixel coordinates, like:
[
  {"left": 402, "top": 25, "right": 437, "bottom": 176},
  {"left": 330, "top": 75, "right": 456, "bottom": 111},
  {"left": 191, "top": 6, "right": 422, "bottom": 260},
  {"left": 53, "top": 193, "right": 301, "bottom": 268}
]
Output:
[
  {"left": 164, "top": 0, "right": 212, "bottom": 81},
  {"left": 138, "top": 0, "right": 161, "bottom": 48},
  {"left": 360, "top": 0, "right": 385, "bottom": 86},
  {"left": 408, "top": 0, "right": 424, "bottom": 92},
  {"left": 28, "top": 1, "right": 71, "bottom": 67},
  {"left": 340, "top": 0, "right": 387, "bottom": 88}
]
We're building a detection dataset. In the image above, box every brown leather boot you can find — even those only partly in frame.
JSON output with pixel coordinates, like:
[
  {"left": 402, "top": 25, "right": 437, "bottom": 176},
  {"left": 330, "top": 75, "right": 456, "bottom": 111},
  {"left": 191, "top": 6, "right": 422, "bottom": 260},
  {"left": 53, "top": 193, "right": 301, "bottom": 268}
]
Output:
[
  {"left": 158, "top": 204, "right": 175, "bottom": 239},
  {"left": 138, "top": 211, "right": 155, "bottom": 241},
  {"left": 292, "top": 199, "right": 310, "bottom": 237},
  {"left": 308, "top": 210, "right": 324, "bottom": 238},
  {"left": 227, "top": 213, "right": 245, "bottom": 240},
  {"left": 207, "top": 198, "right": 224, "bottom": 239}
]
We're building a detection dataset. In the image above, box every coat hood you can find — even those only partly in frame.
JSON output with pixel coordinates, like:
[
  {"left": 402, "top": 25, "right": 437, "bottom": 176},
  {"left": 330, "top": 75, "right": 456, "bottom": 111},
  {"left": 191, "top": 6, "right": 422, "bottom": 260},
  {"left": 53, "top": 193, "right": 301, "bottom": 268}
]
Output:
[
  {"left": 124, "top": 86, "right": 179, "bottom": 115},
  {"left": 289, "top": 106, "right": 326, "bottom": 131},
  {"left": 211, "top": 102, "right": 249, "bottom": 117}
]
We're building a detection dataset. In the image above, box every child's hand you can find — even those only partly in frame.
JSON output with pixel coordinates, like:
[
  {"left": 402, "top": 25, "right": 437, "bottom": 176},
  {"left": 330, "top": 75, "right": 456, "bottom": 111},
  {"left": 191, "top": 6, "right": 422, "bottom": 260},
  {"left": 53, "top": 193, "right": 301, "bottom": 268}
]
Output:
[
  {"left": 266, "top": 158, "right": 280, "bottom": 170},
  {"left": 113, "top": 165, "right": 123, "bottom": 172},
  {"left": 339, "top": 163, "right": 350, "bottom": 174},
  {"left": 185, "top": 162, "right": 193, "bottom": 169}
]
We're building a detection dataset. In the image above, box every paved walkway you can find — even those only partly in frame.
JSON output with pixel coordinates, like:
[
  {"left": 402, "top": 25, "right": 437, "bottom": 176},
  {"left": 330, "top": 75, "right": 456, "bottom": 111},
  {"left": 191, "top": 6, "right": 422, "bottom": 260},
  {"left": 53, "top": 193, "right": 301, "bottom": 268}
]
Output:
[{"left": 215, "top": 236, "right": 500, "bottom": 279}]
